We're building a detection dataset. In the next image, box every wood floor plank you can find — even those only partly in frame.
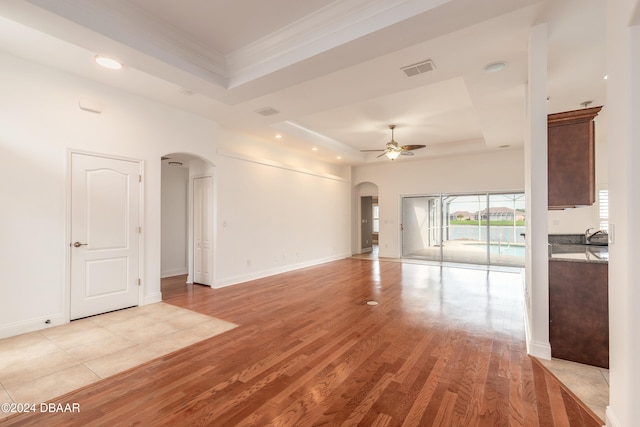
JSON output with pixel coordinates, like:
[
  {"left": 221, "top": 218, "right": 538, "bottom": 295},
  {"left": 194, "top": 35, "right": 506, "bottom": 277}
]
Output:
[{"left": 1, "top": 259, "right": 603, "bottom": 426}]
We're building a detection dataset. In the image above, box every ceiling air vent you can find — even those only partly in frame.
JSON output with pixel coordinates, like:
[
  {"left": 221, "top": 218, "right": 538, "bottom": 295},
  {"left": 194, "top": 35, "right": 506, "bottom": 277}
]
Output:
[
  {"left": 400, "top": 59, "right": 435, "bottom": 77},
  {"left": 255, "top": 107, "right": 280, "bottom": 116}
]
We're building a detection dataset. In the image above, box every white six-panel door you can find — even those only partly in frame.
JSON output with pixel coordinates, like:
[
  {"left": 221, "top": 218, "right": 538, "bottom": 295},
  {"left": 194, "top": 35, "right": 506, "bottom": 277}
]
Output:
[
  {"left": 193, "top": 176, "right": 212, "bottom": 285},
  {"left": 70, "top": 153, "right": 141, "bottom": 320}
]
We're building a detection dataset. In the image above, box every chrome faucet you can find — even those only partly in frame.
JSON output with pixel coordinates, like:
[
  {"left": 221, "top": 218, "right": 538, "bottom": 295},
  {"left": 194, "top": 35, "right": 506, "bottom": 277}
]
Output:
[{"left": 585, "top": 228, "right": 606, "bottom": 244}]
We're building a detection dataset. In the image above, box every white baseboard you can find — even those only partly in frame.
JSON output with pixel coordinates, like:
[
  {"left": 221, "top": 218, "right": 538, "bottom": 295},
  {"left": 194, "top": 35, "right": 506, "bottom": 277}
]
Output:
[
  {"left": 213, "top": 254, "right": 348, "bottom": 289},
  {"left": 143, "top": 292, "right": 163, "bottom": 305},
  {"left": 528, "top": 339, "right": 552, "bottom": 359},
  {"left": 523, "top": 298, "right": 552, "bottom": 359},
  {"left": 605, "top": 406, "right": 619, "bottom": 427},
  {"left": 0, "top": 312, "right": 67, "bottom": 340},
  {"left": 161, "top": 268, "right": 188, "bottom": 278}
]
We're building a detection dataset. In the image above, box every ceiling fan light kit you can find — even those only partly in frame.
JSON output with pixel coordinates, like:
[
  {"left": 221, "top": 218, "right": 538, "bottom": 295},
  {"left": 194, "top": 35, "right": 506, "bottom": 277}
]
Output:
[
  {"left": 361, "top": 124, "right": 426, "bottom": 161},
  {"left": 386, "top": 150, "right": 401, "bottom": 160}
]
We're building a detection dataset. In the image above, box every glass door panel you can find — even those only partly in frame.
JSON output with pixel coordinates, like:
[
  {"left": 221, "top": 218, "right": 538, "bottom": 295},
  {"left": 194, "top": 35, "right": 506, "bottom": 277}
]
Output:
[
  {"left": 488, "top": 193, "right": 526, "bottom": 266},
  {"left": 441, "top": 194, "right": 489, "bottom": 264},
  {"left": 401, "top": 196, "right": 441, "bottom": 260}
]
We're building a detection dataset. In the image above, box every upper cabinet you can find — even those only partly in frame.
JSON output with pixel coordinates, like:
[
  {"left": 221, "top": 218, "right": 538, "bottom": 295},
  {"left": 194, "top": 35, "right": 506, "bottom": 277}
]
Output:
[{"left": 548, "top": 106, "right": 602, "bottom": 209}]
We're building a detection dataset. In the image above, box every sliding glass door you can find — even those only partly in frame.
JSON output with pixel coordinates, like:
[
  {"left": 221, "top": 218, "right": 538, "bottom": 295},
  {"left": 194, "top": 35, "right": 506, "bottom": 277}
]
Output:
[
  {"left": 441, "top": 194, "right": 489, "bottom": 264},
  {"left": 402, "top": 192, "right": 525, "bottom": 267},
  {"left": 401, "top": 196, "right": 442, "bottom": 260}
]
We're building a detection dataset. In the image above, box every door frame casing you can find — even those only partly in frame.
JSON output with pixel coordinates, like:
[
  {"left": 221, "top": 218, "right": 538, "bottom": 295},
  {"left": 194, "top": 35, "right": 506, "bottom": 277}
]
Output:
[
  {"left": 65, "top": 149, "right": 145, "bottom": 322},
  {"left": 187, "top": 171, "right": 216, "bottom": 287}
]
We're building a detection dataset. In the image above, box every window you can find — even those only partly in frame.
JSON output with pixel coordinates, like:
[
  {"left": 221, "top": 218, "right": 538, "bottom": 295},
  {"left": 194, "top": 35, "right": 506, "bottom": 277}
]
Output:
[
  {"left": 599, "top": 189, "right": 609, "bottom": 231},
  {"left": 372, "top": 205, "right": 379, "bottom": 233}
]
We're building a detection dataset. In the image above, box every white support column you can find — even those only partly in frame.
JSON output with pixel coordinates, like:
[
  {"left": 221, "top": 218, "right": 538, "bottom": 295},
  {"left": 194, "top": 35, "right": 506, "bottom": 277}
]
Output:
[
  {"left": 605, "top": 1, "right": 640, "bottom": 426},
  {"left": 524, "top": 24, "right": 550, "bottom": 359}
]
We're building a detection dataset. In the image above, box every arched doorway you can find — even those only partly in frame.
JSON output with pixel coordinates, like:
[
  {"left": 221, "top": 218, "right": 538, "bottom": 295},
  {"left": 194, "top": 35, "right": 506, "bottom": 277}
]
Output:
[
  {"left": 353, "top": 182, "right": 379, "bottom": 258},
  {"left": 160, "top": 153, "right": 216, "bottom": 287}
]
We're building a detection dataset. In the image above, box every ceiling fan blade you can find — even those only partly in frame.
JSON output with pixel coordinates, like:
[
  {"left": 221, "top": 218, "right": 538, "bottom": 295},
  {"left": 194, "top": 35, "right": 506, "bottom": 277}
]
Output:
[
  {"left": 400, "top": 151, "right": 415, "bottom": 156},
  {"left": 360, "top": 149, "right": 385, "bottom": 152},
  {"left": 376, "top": 152, "right": 388, "bottom": 158},
  {"left": 400, "top": 145, "right": 426, "bottom": 151}
]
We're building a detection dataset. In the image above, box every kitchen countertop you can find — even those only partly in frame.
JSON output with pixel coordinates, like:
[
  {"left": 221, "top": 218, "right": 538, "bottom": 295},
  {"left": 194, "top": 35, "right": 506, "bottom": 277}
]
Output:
[{"left": 549, "top": 243, "right": 608, "bottom": 264}]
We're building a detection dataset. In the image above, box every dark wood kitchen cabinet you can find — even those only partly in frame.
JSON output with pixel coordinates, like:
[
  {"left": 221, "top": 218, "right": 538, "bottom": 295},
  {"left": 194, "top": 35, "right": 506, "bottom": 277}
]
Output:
[
  {"left": 549, "top": 260, "right": 608, "bottom": 368},
  {"left": 548, "top": 106, "right": 602, "bottom": 209}
]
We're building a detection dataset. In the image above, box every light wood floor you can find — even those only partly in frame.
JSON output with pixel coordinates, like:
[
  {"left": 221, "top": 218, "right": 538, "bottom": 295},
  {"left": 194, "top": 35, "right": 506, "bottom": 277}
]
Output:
[{"left": 2, "top": 259, "right": 602, "bottom": 426}]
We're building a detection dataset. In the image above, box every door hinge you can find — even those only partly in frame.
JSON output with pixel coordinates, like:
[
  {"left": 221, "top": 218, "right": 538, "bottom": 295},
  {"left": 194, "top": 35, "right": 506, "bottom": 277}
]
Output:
[
  {"left": 137, "top": 278, "right": 141, "bottom": 286},
  {"left": 138, "top": 226, "right": 142, "bottom": 234},
  {"left": 138, "top": 175, "right": 142, "bottom": 183}
]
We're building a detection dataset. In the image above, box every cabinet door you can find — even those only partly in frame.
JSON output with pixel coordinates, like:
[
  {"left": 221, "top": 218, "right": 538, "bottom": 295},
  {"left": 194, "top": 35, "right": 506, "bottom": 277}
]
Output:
[
  {"left": 549, "top": 261, "right": 609, "bottom": 368},
  {"left": 547, "top": 106, "right": 601, "bottom": 209}
]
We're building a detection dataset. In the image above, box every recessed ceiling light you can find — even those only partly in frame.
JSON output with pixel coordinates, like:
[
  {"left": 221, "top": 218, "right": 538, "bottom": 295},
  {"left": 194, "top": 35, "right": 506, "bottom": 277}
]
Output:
[
  {"left": 275, "top": 134, "right": 282, "bottom": 139},
  {"left": 484, "top": 61, "right": 507, "bottom": 73},
  {"left": 95, "top": 55, "right": 122, "bottom": 70},
  {"left": 603, "top": 75, "right": 608, "bottom": 80},
  {"left": 311, "top": 147, "right": 318, "bottom": 151},
  {"left": 337, "top": 156, "right": 342, "bottom": 160}
]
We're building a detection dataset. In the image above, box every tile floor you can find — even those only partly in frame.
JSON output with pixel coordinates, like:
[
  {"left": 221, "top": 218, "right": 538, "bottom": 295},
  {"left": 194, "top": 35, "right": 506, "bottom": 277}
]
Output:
[
  {"left": 537, "top": 357, "right": 609, "bottom": 422},
  {"left": 0, "top": 303, "right": 236, "bottom": 420}
]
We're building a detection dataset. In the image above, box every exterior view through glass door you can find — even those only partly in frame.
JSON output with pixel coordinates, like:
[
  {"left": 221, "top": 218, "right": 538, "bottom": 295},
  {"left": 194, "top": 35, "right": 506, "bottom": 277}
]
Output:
[{"left": 402, "top": 192, "right": 525, "bottom": 267}]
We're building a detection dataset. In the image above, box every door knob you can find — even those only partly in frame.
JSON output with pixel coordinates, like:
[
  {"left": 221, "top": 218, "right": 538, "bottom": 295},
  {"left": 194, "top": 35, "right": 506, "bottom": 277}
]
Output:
[{"left": 73, "top": 242, "right": 88, "bottom": 247}]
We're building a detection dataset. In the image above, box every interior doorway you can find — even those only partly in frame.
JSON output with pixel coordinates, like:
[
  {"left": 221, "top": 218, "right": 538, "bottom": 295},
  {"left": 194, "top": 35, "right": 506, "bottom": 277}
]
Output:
[
  {"left": 69, "top": 152, "right": 142, "bottom": 320},
  {"left": 161, "top": 153, "right": 216, "bottom": 287},
  {"left": 193, "top": 176, "right": 213, "bottom": 285},
  {"left": 354, "top": 182, "right": 379, "bottom": 257},
  {"left": 360, "top": 196, "right": 373, "bottom": 252}
]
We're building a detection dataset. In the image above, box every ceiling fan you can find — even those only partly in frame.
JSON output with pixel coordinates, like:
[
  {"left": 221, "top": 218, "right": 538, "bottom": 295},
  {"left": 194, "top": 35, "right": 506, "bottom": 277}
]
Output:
[{"left": 361, "top": 125, "right": 426, "bottom": 160}]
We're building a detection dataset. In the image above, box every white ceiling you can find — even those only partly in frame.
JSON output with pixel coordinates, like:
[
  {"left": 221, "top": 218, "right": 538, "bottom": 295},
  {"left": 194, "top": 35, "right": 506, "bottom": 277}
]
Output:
[{"left": 0, "top": 0, "right": 607, "bottom": 165}]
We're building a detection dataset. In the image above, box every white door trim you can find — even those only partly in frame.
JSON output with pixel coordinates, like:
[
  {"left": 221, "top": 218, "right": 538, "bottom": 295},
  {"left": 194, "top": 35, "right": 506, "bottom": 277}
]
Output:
[{"left": 65, "top": 149, "right": 145, "bottom": 321}]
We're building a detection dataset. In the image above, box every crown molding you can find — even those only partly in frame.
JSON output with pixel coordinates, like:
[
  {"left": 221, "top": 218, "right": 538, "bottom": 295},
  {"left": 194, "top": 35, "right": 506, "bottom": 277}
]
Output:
[
  {"left": 26, "top": 0, "right": 229, "bottom": 86},
  {"left": 24, "top": 0, "right": 451, "bottom": 89},
  {"left": 226, "top": 0, "right": 451, "bottom": 88}
]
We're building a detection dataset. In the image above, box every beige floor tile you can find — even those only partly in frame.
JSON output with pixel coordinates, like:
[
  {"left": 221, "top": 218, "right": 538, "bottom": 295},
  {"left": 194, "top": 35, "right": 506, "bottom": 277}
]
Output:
[
  {"left": 0, "top": 349, "right": 80, "bottom": 389},
  {"left": 133, "top": 302, "right": 183, "bottom": 317},
  {"left": 101, "top": 315, "right": 178, "bottom": 344},
  {"left": 0, "top": 332, "right": 60, "bottom": 366},
  {"left": 0, "top": 386, "right": 14, "bottom": 421},
  {"left": 83, "top": 344, "right": 159, "bottom": 378},
  {"left": 40, "top": 317, "right": 99, "bottom": 339},
  {"left": 6, "top": 364, "right": 100, "bottom": 405},
  {"left": 88, "top": 307, "right": 143, "bottom": 326},
  {"left": 162, "top": 310, "right": 220, "bottom": 331},
  {"left": 146, "top": 328, "right": 211, "bottom": 355},
  {"left": 41, "top": 321, "right": 122, "bottom": 350},
  {"left": 64, "top": 333, "right": 136, "bottom": 363},
  {"left": 193, "top": 318, "right": 237, "bottom": 338},
  {"left": 0, "top": 385, "right": 11, "bottom": 404}
]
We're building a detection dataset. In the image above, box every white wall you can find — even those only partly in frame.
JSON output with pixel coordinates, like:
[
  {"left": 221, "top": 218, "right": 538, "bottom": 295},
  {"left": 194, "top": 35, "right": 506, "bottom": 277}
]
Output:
[
  {"left": 161, "top": 163, "right": 189, "bottom": 277},
  {"left": 214, "top": 152, "right": 352, "bottom": 287},
  {"left": 605, "top": 1, "right": 640, "bottom": 425},
  {"left": 353, "top": 148, "right": 525, "bottom": 258},
  {"left": 0, "top": 52, "right": 352, "bottom": 338}
]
